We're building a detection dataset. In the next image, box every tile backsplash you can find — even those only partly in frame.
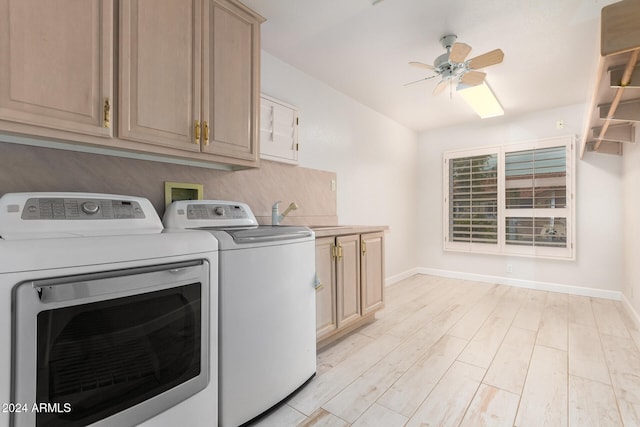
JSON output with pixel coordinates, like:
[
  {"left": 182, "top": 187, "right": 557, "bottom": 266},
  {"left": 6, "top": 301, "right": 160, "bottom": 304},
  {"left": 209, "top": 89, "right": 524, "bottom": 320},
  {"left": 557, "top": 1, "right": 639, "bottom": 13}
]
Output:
[{"left": 0, "top": 142, "right": 337, "bottom": 225}]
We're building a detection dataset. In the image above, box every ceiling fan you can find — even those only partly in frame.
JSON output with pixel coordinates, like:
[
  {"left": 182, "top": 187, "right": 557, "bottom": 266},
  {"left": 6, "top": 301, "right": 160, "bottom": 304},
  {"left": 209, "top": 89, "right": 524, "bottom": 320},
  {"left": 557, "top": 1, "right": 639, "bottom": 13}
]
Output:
[{"left": 407, "top": 34, "right": 504, "bottom": 95}]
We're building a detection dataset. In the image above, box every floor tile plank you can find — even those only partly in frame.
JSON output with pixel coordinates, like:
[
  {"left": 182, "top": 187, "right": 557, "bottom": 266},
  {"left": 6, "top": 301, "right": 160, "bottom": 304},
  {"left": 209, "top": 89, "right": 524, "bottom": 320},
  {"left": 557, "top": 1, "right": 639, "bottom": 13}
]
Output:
[
  {"left": 536, "top": 293, "right": 569, "bottom": 351},
  {"left": 568, "top": 375, "right": 622, "bottom": 427},
  {"left": 288, "top": 333, "right": 403, "bottom": 416},
  {"left": 512, "top": 289, "right": 547, "bottom": 331},
  {"left": 316, "top": 333, "right": 375, "bottom": 376},
  {"left": 376, "top": 334, "right": 468, "bottom": 417},
  {"left": 447, "top": 285, "right": 509, "bottom": 340},
  {"left": 568, "top": 323, "right": 610, "bottom": 385},
  {"left": 457, "top": 314, "right": 513, "bottom": 369},
  {"left": 405, "top": 361, "right": 485, "bottom": 427},
  {"left": 592, "top": 299, "right": 631, "bottom": 339},
  {"left": 351, "top": 403, "right": 407, "bottom": 427},
  {"left": 459, "top": 384, "right": 520, "bottom": 427},
  {"left": 601, "top": 334, "right": 640, "bottom": 425},
  {"left": 568, "top": 295, "right": 596, "bottom": 328},
  {"left": 515, "top": 345, "right": 568, "bottom": 427},
  {"left": 483, "top": 326, "right": 536, "bottom": 395},
  {"left": 297, "top": 409, "right": 348, "bottom": 427}
]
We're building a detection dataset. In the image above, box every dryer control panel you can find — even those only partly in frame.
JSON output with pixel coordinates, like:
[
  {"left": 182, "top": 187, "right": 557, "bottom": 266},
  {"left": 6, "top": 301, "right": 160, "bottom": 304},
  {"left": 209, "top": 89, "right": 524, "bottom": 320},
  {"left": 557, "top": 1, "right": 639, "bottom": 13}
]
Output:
[
  {"left": 21, "top": 198, "right": 146, "bottom": 220},
  {"left": 0, "top": 192, "right": 163, "bottom": 239}
]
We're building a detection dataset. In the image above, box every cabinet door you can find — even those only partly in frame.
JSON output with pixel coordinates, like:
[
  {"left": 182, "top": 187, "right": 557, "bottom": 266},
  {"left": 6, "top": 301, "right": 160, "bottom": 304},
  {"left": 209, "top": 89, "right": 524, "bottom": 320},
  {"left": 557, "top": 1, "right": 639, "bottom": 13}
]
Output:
[
  {"left": 119, "top": 0, "right": 201, "bottom": 151},
  {"left": 202, "top": 0, "right": 261, "bottom": 161},
  {"left": 260, "top": 95, "right": 299, "bottom": 164},
  {"left": 361, "top": 232, "right": 385, "bottom": 315},
  {"left": 0, "top": 0, "right": 113, "bottom": 137},
  {"left": 315, "top": 237, "right": 337, "bottom": 341},
  {"left": 336, "top": 234, "right": 361, "bottom": 328}
]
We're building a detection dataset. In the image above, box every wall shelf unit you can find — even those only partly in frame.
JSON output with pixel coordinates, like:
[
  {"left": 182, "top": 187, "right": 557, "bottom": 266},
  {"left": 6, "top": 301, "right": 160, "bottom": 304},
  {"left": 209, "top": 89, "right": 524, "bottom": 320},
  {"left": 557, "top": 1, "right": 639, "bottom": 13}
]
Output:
[{"left": 581, "top": 0, "right": 640, "bottom": 158}]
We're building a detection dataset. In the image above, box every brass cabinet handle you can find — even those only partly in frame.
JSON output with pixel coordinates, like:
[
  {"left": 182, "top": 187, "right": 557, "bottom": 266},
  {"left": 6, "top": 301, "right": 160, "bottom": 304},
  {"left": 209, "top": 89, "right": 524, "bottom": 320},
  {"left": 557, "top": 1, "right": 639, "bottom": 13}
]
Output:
[
  {"left": 203, "top": 121, "right": 209, "bottom": 146},
  {"left": 194, "top": 120, "right": 201, "bottom": 144},
  {"left": 361, "top": 241, "right": 367, "bottom": 256},
  {"left": 103, "top": 98, "right": 111, "bottom": 128},
  {"left": 337, "top": 244, "right": 343, "bottom": 260}
]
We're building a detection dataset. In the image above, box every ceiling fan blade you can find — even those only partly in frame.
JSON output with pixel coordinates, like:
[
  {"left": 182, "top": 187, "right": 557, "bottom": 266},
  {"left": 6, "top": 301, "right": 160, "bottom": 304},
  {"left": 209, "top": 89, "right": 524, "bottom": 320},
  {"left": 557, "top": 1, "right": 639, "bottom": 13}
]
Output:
[
  {"left": 449, "top": 42, "right": 472, "bottom": 63},
  {"left": 409, "top": 61, "right": 435, "bottom": 70},
  {"left": 468, "top": 49, "right": 504, "bottom": 69},
  {"left": 433, "top": 79, "right": 449, "bottom": 95},
  {"left": 403, "top": 75, "right": 436, "bottom": 86},
  {"left": 460, "top": 71, "right": 486, "bottom": 86}
]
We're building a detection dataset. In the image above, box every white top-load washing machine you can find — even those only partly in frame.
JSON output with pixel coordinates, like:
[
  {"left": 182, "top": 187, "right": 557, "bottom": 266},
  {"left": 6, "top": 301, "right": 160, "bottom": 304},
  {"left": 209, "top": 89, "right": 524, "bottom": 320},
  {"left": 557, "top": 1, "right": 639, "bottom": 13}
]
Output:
[
  {"left": 0, "top": 192, "right": 218, "bottom": 427},
  {"left": 163, "top": 200, "right": 316, "bottom": 427}
]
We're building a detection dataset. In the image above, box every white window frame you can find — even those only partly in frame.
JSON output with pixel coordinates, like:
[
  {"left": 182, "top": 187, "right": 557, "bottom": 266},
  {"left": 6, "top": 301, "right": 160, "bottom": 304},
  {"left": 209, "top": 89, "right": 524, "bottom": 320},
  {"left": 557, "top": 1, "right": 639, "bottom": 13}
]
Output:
[{"left": 443, "top": 135, "right": 575, "bottom": 260}]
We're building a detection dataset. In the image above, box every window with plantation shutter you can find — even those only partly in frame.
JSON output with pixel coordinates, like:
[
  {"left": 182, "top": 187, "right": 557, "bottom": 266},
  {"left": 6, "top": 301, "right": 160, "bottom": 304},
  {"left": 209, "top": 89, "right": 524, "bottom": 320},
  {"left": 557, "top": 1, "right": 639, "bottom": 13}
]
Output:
[
  {"left": 443, "top": 136, "right": 574, "bottom": 260},
  {"left": 504, "top": 146, "right": 569, "bottom": 252},
  {"left": 449, "top": 154, "right": 498, "bottom": 244}
]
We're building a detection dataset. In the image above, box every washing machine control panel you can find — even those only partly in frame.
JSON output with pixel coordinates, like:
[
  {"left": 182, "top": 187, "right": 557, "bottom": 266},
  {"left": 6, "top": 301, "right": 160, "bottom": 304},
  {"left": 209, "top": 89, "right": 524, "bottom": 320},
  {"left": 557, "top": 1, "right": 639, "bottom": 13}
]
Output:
[
  {"left": 21, "top": 197, "right": 146, "bottom": 220},
  {"left": 163, "top": 200, "right": 258, "bottom": 229},
  {"left": 186, "top": 203, "right": 250, "bottom": 220}
]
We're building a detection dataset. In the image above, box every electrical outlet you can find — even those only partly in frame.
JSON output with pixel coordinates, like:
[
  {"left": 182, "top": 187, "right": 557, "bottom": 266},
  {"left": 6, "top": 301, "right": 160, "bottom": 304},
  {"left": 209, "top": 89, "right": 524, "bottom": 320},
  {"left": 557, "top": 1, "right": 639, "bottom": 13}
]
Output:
[{"left": 506, "top": 264, "right": 513, "bottom": 274}]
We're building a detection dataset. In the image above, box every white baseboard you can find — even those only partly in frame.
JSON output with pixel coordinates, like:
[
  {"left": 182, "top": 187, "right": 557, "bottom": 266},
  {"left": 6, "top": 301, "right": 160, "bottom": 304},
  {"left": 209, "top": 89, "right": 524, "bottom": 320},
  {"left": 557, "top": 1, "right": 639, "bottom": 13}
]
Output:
[
  {"left": 385, "top": 268, "right": 421, "bottom": 287},
  {"left": 621, "top": 293, "right": 640, "bottom": 331},
  {"left": 415, "top": 267, "right": 622, "bottom": 301}
]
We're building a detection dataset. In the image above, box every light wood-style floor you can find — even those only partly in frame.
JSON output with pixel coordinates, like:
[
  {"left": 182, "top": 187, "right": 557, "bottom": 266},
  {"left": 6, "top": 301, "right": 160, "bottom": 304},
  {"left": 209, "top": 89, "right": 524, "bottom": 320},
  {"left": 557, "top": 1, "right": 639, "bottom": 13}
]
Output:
[{"left": 252, "top": 274, "right": 640, "bottom": 427}]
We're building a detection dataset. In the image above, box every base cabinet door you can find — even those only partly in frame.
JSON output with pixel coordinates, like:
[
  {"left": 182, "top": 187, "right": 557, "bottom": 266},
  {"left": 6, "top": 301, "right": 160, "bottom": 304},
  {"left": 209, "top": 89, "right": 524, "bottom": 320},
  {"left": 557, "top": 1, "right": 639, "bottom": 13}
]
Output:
[
  {"left": 315, "top": 237, "right": 337, "bottom": 340},
  {"left": 315, "top": 231, "right": 384, "bottom": 346},
  {"left": 336, "top": 234, "right": 361, "bottom": 328},
  {"left": 361, "top": 232, "right": 385, "bottom": 315},
  {"left": 0, "top": 0, "right": 113, "bottom": 137}
]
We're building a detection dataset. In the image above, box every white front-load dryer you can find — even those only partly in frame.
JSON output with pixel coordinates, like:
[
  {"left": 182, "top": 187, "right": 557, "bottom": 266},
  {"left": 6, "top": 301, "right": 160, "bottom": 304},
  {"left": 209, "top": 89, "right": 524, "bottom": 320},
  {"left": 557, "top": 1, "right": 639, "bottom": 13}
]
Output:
[{"left": 0, "top": 192, "right": 219, "bottom": 427}]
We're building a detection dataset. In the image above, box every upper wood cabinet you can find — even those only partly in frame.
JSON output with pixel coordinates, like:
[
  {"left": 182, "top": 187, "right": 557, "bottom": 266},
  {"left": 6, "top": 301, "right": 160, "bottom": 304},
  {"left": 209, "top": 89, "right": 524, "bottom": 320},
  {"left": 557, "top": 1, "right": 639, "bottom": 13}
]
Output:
[
  {"left": 0, "top": 0, "right": 113, "bottom": 137},
  {"left": 120, "top": 0, "right": 263, "bottom": 165},
  {"left": 119, "top": 0, "right": 201, "bottom": 151},
  {"left": 203, "top": 0, "right": 261, "bottom": 161}
]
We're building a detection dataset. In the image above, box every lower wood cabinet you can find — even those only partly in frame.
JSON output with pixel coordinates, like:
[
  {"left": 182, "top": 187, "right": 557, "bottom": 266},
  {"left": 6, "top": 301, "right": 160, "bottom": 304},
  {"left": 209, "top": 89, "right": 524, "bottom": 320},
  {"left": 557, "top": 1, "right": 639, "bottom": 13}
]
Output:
[
  {"left": 315, "top": 236, "right": 337, "bottom": 340},
  {"left": 361, "top": 232, "right": 385, "bottom": 315},
  {"left": 315, "top": 231, "right": 385, "bottom": 347}
]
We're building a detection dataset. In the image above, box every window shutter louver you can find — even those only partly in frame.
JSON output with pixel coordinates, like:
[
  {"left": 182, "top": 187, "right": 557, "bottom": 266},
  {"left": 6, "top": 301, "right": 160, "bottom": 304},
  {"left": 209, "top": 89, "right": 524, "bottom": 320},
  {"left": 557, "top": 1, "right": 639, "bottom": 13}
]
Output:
[{"left": 449, "top": 154, "right": 498, "bottom": 244}]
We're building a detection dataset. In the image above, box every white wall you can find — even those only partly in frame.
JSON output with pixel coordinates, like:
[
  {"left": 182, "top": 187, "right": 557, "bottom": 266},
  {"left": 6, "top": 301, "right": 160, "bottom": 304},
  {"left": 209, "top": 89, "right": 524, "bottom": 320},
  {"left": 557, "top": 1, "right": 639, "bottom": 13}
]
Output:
[
  {"left": 417, "top": 104, "right": 624, "bottom": 296},
  {"left": 260, "top": 51, "right": 419, "bottom": 281},
  {"left": 623, "top": 130, "right": 640, "bottom": 317}
]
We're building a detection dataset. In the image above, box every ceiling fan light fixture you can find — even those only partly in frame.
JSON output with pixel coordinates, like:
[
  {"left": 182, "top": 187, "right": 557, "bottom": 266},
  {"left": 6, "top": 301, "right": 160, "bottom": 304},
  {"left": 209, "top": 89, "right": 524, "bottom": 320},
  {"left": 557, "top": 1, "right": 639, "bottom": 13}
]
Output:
[{"left": 457, "top": 81, "right": 504, "bottom": 119}]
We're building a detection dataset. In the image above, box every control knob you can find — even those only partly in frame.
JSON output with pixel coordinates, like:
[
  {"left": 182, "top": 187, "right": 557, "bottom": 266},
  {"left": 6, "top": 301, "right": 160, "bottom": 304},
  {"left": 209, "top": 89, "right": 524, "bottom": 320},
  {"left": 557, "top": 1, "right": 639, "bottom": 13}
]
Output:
[
  {"left": 214, "top": 206, "right": 225, "bottom": 216},
  {"left": 81, "top": 201, "right": 100, "bottom": 215}
]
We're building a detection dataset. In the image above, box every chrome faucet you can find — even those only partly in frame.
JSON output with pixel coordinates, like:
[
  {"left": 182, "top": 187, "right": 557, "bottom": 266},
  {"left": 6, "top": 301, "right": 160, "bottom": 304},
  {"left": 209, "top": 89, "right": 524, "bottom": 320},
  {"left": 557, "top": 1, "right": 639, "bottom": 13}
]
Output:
[{"left": 272, "top": 201, "right": 298, "bottom": 225}]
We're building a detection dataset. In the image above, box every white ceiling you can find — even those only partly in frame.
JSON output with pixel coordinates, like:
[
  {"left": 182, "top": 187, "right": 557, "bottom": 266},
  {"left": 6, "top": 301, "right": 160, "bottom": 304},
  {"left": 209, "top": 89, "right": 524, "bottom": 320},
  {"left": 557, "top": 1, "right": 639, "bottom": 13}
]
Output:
[{"left": 242, "top": 0, "right": 619, "bottom": 132}]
